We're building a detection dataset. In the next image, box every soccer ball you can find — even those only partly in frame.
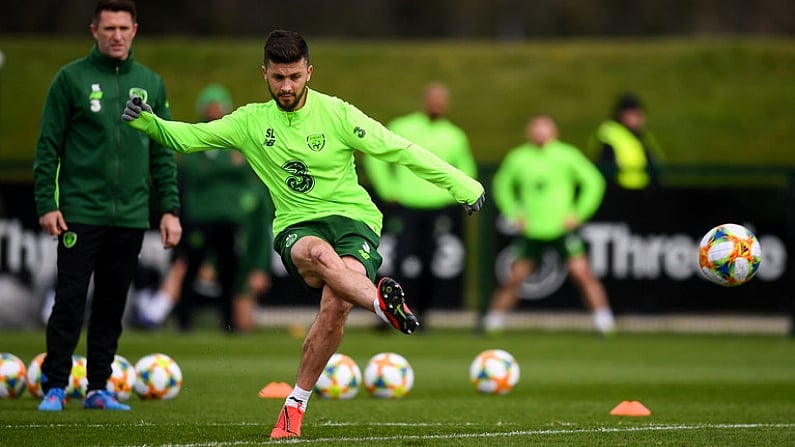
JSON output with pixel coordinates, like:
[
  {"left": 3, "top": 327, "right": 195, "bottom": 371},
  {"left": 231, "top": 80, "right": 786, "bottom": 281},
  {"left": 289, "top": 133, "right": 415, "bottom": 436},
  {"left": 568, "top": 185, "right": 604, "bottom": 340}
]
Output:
[
  {"left": 24, "top": 353, "right": 88, "bottom": 400},
  {"left": 133, "top": 353, "right": 182, "bottom": 400},
  {"left": 26, "top": 353, "right": 46, "bottom": 398},
  {"left": 698, "top": 223, "right": 762, "bottom": 287},
  {"left": 66, "top": 354, "right": 88, "bottom": 400},
  {"left": 107, "top": 355, "right": 137, "bottom": 401},
  {"left": 314, "top": 353, "right": 362, "bottom": 399},
  {"left": 469, "top": 349, "right": 520, "bottom": 395},
  {"left": 363, "top": 352, "right": 414, "bottom": 399},
  {"left": 0, "top": 353, "right": 27, "bottom": 398}
]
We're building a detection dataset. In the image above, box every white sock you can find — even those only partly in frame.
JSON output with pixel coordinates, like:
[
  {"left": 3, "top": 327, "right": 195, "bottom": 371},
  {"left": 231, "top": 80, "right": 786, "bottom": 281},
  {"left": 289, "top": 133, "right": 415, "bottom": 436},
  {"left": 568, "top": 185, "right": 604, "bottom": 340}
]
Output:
[
  {"left": 41, "top": 289, "right": 56, "bottom": 325},
  {"left": 134, "top": 290, "right": 152, "bottom": 315},
  {"left": 373, "top": 297, "right": 388, "bottom": 323},
  {"left": 483, "top": 311, "right": 507, "bottom": 332},
  {"left": 285, "top": 385, "right": 311, "bottom": 412},
  {"left": 146, "top": 290, "right": 175, "bottom": 324},
  {"left": 593, "top": 307, "right": 616, "bottom": 334}
]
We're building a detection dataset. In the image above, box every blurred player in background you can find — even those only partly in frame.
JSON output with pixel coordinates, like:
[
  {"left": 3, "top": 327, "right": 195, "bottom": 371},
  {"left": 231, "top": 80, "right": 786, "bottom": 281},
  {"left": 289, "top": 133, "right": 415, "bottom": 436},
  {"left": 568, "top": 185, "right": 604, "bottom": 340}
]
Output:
[
  {"left": 483, "top": 115, "right": 616, "bottom": 335},
  {"left": 122, "top": 29, "right": 484, "bottom": 440},
  {"left": 588, "top": 92, "right": 665, "bottom": 191},
  {"left": 32, "top": 0, "right": 180, "bottom": 411},
  {"left": 134, "top": 84, "right": 273, "bottom": 332},
  {"left": 364, "top": 82, "right": 477, "bottom": 328},
  {"left": 230, "top": 183, "right": 274, "bottom": 332}
]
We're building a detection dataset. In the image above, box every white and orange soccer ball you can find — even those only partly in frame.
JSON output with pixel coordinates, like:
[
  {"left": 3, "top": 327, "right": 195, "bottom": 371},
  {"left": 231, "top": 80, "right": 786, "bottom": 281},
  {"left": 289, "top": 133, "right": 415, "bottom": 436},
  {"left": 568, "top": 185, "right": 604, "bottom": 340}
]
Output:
[
  {"left": 0, "top": 352, "right": 27, "bottom": 398},
  {"left": 106, "top": 355, "right": 137, "bottom": 401},
  {"left": 469, "top": 349, "right": 520, "bottom": 395},
  {"left": 25, "top": 352, "right": 46, "bottom": 398},
  {"left": 314, "top": 353, "right": 362, "bottom": 400},
  {"left": 133, "top": 353, "right": 182, "bottom": 400},
  {"left": 698, "top": 223, "right": 762, "bottom": 287},
  {"left": 65, "top": 354, "right": 88, "bottom": 400},
  {"left": 363, "top": 352, "right": 414, "bottom": 399}
]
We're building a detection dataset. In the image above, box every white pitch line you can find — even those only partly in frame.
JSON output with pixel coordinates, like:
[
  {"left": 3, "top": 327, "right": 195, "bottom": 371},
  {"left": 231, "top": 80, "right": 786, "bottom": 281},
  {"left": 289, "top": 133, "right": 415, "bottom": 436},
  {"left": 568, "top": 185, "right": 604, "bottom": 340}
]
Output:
[
  {"left": 3, "top": 421, "right": 511, "bottom": 430},
  {"left": 270, "top": 423, "right": 795, "bottom": 445},
  {"left": 314, "top": 421, "right": 518, "bottom": 427},
  {"left": 2, "top": 421, "right": 259, "bottom": 430},
  {"left": 6, "top": 421, "right": 794, "bottom": 447},
  {"left": 2, "top": 421, "right": 157, "bottom": 429},
  {"left": 77, "top": 422, "right": 795, "bottom": 447}
]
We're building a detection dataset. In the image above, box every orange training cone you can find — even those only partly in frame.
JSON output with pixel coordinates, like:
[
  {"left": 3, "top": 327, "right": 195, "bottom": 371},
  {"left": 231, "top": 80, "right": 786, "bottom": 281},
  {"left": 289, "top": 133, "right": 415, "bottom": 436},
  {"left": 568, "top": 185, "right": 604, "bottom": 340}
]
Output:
[
  {"left": 258, "top": 382, "right": 293, "bottom": 399},
  {"left": 610, "top": 400, "right": 651, "bottom": 416}
]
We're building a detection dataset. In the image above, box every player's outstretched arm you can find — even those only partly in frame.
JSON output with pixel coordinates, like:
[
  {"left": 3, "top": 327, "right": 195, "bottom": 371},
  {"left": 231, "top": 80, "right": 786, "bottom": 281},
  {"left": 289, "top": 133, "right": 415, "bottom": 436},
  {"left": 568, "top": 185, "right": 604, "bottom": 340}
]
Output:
[{"left": 121, "top": 95, "right": 242, "bottom": 155}]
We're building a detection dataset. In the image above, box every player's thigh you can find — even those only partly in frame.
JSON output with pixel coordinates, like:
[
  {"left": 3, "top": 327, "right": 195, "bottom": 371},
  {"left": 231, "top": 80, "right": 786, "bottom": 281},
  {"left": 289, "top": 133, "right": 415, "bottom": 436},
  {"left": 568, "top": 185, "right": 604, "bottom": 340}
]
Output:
[
  {"left": 512, "top": 258, "right": 534, "bottom": 279},
  {"left": 341, "top": 256, "right": 367, "bottom": 276},
  {"left": 290, "top": 235, "right": 338, "bottom": 287},
  {"left": 566, "top": 254, "right": 596, "bottom": 285},
  {"left": 326, "top": 216, "right": 382, "bottom": 281},
  {"left": 560, "top": 233, "right": 595, "bottom": 283},
  {"left": 275, "top": 219, "right": 336, "bottom": 288},
  {"left": 509, "top": 238, "right": 538, "bottom": 280}
]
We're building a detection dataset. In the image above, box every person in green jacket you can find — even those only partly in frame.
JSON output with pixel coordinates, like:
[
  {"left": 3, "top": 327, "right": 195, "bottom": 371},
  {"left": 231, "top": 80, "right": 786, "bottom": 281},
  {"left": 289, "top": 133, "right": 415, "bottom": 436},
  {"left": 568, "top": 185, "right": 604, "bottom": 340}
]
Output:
[
  {"left": 173, "top": 84, "right": 268, "bottom": 332},
  {"left": 482, "top": 115, "right": 616, "bottom": 335},
  {"left": 122, "top": 30, "right": 484, "bottom": 440},
  {"left": 32, "top": 0, "right": 181, "bottom": 412},
  {"left": 588, "top": 93, "right": 665, "bottom": 190},
  {"left": 363, "top": 82, "right": 477, "bottom": 327}
]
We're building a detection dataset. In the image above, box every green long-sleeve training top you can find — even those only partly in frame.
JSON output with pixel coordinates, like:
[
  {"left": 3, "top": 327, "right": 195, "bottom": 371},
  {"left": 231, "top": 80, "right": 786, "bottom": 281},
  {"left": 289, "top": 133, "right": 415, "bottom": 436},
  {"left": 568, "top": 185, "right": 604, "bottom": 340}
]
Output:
[{"left": 126, "top": 88, "right": 484, "bottom": 237}]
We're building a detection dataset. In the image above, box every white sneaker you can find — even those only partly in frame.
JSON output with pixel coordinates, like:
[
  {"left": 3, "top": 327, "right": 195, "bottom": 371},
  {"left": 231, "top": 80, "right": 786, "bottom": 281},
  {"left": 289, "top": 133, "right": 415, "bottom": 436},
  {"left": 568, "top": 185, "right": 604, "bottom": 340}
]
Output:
[{"left": 482, "top": 311, "right": 507, "bottom": 333}]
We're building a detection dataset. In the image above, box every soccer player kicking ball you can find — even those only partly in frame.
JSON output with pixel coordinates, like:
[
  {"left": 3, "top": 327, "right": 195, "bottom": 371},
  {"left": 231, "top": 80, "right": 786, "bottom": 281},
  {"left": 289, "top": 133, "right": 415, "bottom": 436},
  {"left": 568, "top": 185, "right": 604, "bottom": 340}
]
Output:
[{"left": 122, "top": 30, "right": 484, "bottom": 440}]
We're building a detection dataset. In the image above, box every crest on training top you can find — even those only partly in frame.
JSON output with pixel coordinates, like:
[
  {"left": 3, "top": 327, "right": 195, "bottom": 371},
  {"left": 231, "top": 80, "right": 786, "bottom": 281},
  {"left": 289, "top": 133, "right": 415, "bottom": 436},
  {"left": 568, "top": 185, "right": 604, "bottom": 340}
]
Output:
[
  {"left": 306, "top": 133, "right": 326, "bottom": 152},
  {"left": 63, "top": 231, "right": 77, "bottom": 248},
  {"left": 128, "top": 87, "right": 149, "bottom": 104}
]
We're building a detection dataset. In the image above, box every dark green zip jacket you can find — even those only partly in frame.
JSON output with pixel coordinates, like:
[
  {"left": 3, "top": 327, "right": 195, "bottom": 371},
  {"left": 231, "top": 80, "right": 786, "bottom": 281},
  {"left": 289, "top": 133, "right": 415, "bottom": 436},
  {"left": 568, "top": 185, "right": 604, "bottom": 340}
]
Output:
[{"left": 33, "top": 45, "right": 179, "bottom": 228}]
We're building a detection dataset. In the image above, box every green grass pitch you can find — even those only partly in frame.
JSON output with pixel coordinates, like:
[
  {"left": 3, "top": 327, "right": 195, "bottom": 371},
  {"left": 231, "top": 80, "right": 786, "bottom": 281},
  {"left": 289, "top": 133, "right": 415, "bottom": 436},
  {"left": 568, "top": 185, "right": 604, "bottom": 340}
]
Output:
[{"left": 2, "top": 326, "right": 795, "bottom": 446}]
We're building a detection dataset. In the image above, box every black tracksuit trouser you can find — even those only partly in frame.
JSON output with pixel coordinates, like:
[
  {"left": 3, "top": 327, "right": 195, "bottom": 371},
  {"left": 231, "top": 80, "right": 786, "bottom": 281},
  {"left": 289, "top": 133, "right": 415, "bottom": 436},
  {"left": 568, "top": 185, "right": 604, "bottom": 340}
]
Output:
[{"left": 41, "top": 224, "right": 144, "bottom": 393}]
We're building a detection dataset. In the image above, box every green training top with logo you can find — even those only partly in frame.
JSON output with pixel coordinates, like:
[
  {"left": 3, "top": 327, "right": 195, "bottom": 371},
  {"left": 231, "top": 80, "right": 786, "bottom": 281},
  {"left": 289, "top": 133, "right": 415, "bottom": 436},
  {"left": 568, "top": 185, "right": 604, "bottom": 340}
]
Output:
[
  {"left": 364, "top": 111, "right": 477, "bottom": 208},
  {"left": 492, "top": 139, "right": 605, "bottom": 240},
  {"left": 126, "top": 88, "right": 484, "bottom": 236},
  {"left": 33, "top": 45, "right": 178, "bottom": 228}
]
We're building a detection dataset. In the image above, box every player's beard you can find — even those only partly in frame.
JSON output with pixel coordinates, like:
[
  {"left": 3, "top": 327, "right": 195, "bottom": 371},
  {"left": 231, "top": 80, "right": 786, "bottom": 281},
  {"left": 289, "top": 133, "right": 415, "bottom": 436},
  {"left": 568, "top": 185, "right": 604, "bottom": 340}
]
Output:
[{"left": 270, "top": 85, "right": 307, "bottom": 112}]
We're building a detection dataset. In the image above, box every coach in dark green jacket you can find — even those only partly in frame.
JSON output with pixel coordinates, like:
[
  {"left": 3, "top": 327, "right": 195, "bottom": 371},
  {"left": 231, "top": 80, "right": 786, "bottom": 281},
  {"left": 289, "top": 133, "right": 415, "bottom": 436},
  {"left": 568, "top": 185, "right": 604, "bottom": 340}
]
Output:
[
  {"left": 33, "top": 44, "right": 178, "bottom": 227},
  {"left": 32, "top": 0, "right": 180, "bottom": 412}
]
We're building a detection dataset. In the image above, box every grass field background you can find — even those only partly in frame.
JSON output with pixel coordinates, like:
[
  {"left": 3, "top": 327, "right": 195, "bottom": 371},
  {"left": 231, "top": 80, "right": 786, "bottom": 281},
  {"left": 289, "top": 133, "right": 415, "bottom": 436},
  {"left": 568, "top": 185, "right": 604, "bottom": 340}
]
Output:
[
  {"left": 2, "top": 326, "right": 794, "bottom": 446},
  {"left": 2, "top": 37, "right": 795, "bottom": 177}
]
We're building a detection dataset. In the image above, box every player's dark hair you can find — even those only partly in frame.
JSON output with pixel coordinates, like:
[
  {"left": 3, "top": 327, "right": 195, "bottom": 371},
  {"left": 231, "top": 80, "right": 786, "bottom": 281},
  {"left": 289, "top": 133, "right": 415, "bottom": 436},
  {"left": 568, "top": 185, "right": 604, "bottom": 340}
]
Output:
[
  {"left": 264, "top": 30, "right": 310, "bottom": 66},
  {"left": 93, "top": 0, "right": 137, "bottom": 24},
  {"left": 612, "top": 92, "right": 644, "bottom": 119}
]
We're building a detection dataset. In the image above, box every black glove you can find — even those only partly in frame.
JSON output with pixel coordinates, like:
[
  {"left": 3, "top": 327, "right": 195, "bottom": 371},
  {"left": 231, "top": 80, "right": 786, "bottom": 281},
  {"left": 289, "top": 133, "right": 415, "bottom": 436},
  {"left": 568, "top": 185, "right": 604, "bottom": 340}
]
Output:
[
  {"left": 462, "top": 191, "right": 485, "bottom": 215},
  {"left": 121, "top": 95, "right": 153, "bottom": 121}
]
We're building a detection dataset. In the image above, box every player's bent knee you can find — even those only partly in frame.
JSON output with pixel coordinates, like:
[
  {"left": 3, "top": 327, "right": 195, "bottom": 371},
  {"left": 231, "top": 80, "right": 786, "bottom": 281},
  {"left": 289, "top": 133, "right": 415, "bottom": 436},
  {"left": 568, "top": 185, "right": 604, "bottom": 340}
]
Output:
[
  {"left": 291, "top": 237, "right": 338, "bottom": 275},
  {"left": 307, "top": 242, "right": 341, "bottom": 270}
]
